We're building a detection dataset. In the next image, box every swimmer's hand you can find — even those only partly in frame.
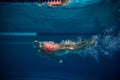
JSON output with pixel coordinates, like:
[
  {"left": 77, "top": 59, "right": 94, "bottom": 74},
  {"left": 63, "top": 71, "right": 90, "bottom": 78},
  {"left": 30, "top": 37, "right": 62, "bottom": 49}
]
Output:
[{"left": 59, "top": 59, "right": 63, "bottom": 63}]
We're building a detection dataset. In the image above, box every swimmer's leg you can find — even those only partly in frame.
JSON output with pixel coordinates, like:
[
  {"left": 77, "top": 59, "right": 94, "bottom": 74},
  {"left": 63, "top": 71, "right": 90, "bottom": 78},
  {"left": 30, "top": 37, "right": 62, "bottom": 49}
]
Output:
[
  {"left": 76, "top": 37, "right": 96, "bottom": 47},
  {"left": 73, "top": 37, "right": 97, "bottom": 51},
  {"left": 77, "top": 41, "right": 96, "bottom": 50}
]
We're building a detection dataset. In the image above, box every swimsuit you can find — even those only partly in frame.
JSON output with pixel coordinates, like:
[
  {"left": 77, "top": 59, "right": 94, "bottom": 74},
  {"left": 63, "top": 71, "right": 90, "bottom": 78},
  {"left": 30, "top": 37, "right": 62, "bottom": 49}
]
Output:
[
  {"left": 48, "top": 0, "right": 62, "bottom": 6},
  {"left": 42, "top": 42, "right": 60, "bottom": 54}
]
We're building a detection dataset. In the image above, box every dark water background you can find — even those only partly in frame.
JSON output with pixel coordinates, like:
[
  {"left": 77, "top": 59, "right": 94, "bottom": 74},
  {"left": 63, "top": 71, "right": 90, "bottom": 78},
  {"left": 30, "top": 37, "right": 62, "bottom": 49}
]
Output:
[{"left": 0, "top": 0, "right": 120, "bottom": 80}]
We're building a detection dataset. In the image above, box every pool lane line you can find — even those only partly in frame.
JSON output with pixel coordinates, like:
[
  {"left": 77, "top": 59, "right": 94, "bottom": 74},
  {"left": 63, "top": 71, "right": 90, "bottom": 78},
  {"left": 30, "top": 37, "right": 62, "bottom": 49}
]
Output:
[
  {"left": 0, "top": 32, "right": 37, "bottom": 36},
  {"left": 0, "top": 0, "right": 51, "bottom": 2},
  {"left": 0, "top": 32, "right": 119, "bottom": 36}
]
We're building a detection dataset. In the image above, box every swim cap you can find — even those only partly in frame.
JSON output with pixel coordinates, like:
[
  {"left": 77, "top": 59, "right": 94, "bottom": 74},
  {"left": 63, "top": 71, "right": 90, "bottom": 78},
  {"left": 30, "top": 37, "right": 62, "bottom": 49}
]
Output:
[{"left": 33, "top": 40, "right": 40, "bottom": 49}]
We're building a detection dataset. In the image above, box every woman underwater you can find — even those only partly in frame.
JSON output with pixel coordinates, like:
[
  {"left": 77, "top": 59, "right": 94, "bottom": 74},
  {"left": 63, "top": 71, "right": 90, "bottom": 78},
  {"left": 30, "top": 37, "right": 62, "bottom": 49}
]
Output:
[{"left": 33, "top": 37, "right": 97, "bottom": 63}]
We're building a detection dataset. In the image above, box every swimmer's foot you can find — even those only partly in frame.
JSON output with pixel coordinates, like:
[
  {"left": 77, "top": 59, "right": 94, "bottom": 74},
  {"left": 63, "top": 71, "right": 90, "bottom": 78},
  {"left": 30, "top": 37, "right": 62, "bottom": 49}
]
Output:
[{"left": 89, "top": 37, "right": 97, "bottom": 46}]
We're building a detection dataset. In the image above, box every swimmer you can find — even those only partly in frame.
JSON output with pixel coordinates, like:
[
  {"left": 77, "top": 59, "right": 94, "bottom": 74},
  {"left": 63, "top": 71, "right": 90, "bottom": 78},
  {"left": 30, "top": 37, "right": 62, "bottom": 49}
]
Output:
[
  {"left": 38, "top": 0, "right": 70, "bottom": 7},
  {"left": 33, "top": 37, "right": 97, "bottom": 63}
]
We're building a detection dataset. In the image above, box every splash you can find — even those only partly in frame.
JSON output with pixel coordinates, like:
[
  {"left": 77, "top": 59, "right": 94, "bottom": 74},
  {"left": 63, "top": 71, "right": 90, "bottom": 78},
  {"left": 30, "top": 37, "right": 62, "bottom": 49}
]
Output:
[{"left": 74, "top": 28, "right": 120, "bottom": 61}]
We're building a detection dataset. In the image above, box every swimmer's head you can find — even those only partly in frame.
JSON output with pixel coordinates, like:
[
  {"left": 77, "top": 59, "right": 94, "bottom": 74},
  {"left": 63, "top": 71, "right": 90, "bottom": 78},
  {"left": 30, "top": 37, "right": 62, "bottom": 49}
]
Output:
[
  {"left": 33, "top": 40, "right": 40, "bottom": 49},
  {"left": 33, "top": 40, "right": 44, "bottom": 49}
]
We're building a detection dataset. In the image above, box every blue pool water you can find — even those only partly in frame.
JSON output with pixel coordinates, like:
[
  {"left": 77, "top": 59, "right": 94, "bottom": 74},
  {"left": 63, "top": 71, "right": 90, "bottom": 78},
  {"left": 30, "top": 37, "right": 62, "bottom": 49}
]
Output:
[{"left": 0, "top": 0, "right": 120, "bottom": 80}]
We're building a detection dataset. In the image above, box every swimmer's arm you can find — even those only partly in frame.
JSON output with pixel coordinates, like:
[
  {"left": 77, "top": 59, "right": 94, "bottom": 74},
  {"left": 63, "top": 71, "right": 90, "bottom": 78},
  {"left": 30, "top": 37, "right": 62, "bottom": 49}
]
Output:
[
  {"left": 37, "top": 49, "right": 48, "bottom": 58},
  {"left": 37, "top": 50, "right": 63, "bottom": 63}
]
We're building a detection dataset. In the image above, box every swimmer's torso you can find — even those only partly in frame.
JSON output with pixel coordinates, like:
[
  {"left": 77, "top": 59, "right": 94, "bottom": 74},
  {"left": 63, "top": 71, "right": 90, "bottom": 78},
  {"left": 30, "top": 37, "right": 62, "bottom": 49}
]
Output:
[
  {"left": 41, "top": 42, "right": 60, "bottom": 54},
  {"left": 33, "top": 40, "right": 76, "bottom": 54}
]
